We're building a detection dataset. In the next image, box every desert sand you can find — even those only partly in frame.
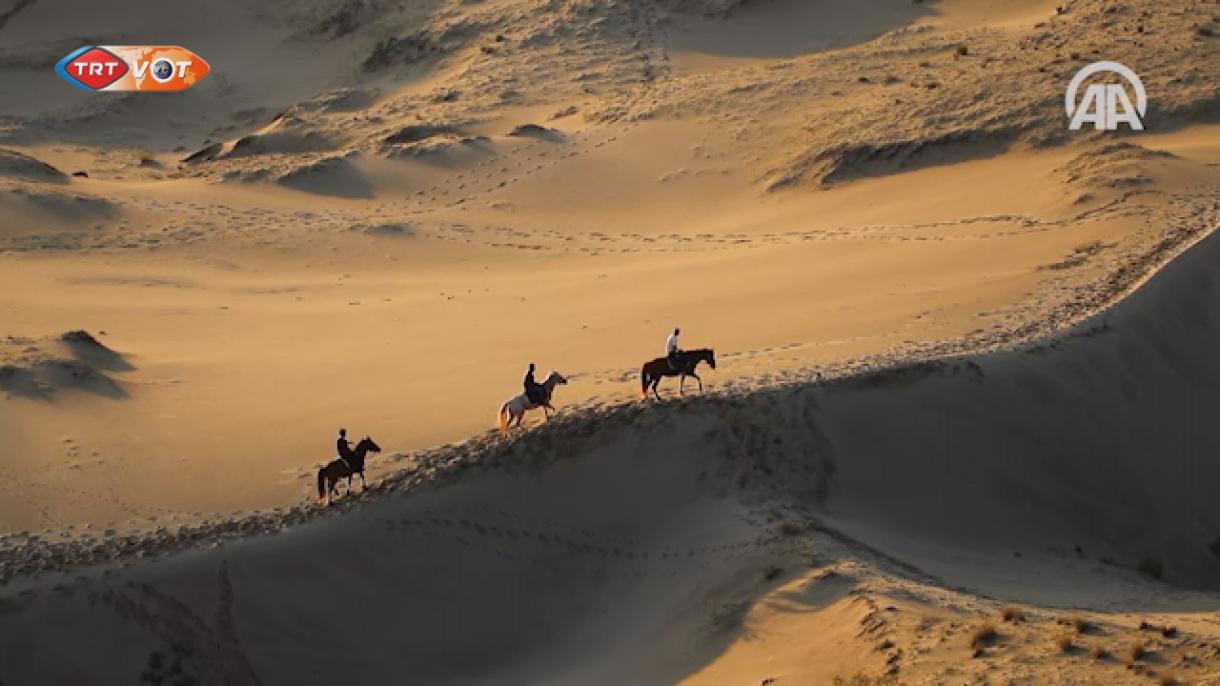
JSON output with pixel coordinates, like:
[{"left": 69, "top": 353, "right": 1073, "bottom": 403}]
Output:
[{"left": 1, "top": 0, "right": 1219, "bottom": 683}]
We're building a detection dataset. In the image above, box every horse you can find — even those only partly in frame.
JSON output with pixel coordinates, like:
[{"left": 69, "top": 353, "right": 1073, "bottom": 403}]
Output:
[
  {"left": 316, "top": 436, "right": 381, "bottom": 505},
  {"left": 640, "top": 348, "right": 716, "bottom": 400},
  {"left": 497, "top": 371, "right": 568, "bottom": 435}
]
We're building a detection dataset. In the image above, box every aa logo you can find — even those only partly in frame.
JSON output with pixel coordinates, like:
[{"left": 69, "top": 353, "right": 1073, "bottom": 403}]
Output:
[
  {"left": 55, "top": 46, "right": 210, "bottom": 92},
  {"left": 1065, "top": 61, "right": 1147, "bottom": 131}
]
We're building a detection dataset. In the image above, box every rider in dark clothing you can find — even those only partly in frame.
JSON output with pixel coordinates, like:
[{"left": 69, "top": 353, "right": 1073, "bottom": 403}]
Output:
[
  {"left": 523, "top": 363, "right": 546, "bottom": 405},
  {"left": 337, "top": 428, "right": 354, "bottom": 462}
]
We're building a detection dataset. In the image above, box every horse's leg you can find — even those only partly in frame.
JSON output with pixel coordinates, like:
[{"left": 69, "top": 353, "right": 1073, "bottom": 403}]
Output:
[
  {"left": 360, "top": 471, "right": 367, "bottom": 492},
  {"left": 652, "top": 378, "right": 662, "bottom": 401},
  {"left": 690, "top": 372, "right": 702, "bottom": 392},
  {"left": 679, "top": 374, "right": 685, "bottom": 396},
  {"left": 543, "top": 403, "right": 554, "bottom": 420}
]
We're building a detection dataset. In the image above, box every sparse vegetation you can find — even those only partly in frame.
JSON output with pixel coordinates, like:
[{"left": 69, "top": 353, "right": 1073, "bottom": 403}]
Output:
[
  {"left": 1055, "top": 634, "right": 1074, "bottom": 653},
  {"left": 1124, "top": 642, "right": 1148, "bottom": 665},
  {"left": 1090, "top": 645, "right": 1110, "bottom": 660},
  {"left": 1158, "top": 674, "right": 1179, "bottom": 686},
  {"left": 1001, "top": 606, "right": 1025, "bottom": 622},
  {"left": 971, "top": 623, "right": 999, "bottom": 649},
  {"left": 1070, "top": 616, "right": 1091, "bottom": 634},
  {"left": 832, "top": 674, "right": 898, "bottom": 686}
]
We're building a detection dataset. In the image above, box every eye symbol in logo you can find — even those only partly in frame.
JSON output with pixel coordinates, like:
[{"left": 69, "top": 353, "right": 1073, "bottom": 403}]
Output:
[{"left": 151, "top": 59, "right": 175, "bottom": 82}]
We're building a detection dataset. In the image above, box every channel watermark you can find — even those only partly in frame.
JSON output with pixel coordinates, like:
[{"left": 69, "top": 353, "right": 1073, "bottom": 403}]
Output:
[
  {"left": 1066, "top": 61, "right": 1147, "bottom": 131},
  {"left": 55, "top": 46, "right": 210, "bottom": 92}
]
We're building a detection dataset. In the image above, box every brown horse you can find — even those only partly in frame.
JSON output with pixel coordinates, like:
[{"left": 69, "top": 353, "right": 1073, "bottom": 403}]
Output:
[
  {"left": 640, "top": 348, "right": 716, "bottom": 400},
  {"left": 316, "top": 436, "right": 381, "bottom": 504}
]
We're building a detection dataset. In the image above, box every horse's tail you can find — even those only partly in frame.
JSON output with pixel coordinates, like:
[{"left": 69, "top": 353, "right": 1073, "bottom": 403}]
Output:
[
  {"left": 316, "top": 467, "right": 326, "bottom": 503},
  {"left": 640, "top": 366, "right": 649, "bottom": 399},
  {"left": 497, "top": 401, "right": 510, "bottom": 434}
]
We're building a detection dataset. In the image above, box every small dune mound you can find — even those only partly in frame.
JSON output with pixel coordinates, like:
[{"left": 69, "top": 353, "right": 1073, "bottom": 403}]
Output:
[
  {"left": 180, "top": 142, "right": 222, "bottom": 165},
  {"left": 60, "top": 330, "right": 133, "bottom": 372},
  {"left": 381, "top": 133, "right": 491, "bottom": 160},
  {"left": 276, "top": 154, "right": 374, "bottom": 198},
  {"left": 221, "top": 114, "right": 342, "bottom": 159},
  {"left": 770, "top": 129, "right": 1015, "bottom": 190},
  {"left": 507, "top": 123, "right": 562, "bottom": 141},
  {"left": 0, "top": 148, "right": 66, "bottom": 183},
  {"left": 382, "top": 124, "right": 459, "bottom": 146},
  {"left": 0, "top": 331, "right": 132, "bottom": 400},
  {"left": 31, "top": 358, "right": 125, "bottom": 398},
  {"left": 358, "top": 222, "right": 415, "bottom": 237},
  {"left": 0, "top": 186, "right": 116, "bottom": 222},
  {"left": 1058, "top": 142, "right": 1178, "bottom": 191},
  {"left": 222, "top": 130, "right": 339, "bottom": 159}
]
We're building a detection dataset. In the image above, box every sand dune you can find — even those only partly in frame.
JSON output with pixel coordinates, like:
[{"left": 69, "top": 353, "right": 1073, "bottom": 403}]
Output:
[{"left": 3, "top": 200, "right": 1220, "bottom": 685}]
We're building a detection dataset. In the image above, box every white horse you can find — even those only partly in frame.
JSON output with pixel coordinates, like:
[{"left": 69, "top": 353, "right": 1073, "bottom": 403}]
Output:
[{"left": 497, "top": 371, "right": 568, "bottom": 435}]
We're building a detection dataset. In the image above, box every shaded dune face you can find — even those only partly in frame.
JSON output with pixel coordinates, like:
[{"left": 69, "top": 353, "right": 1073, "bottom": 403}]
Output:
[{"left": 819, "top": 229, "right": 1220, "bottom": 589}]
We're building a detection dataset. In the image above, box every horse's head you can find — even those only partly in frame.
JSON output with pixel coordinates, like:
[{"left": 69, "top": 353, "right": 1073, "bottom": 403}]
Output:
[
  {"left": 707, "top": 349, "right": 716, "bottom": 370},
  {"left": 547, "top": 371, "right": 568, "bottom": 386},
  {"left": 357, "top": 436, "right": 382, "bottom": 454}
]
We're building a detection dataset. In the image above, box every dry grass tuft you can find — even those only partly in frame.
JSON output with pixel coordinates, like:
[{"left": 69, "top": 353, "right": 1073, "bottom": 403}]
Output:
[
  {"left": 1123, "top": 642, "right": 1147, "bottom": 665},
  {"left": 970, "top": 623, "right": 999, "bottom": 649},
  {"left": 1000, "top": 606, "right": 1024, "bottom": 622},
  {"left": 1054, "top": 634, "right": 1074, "bottom": 653},
  {"left": 1089, "top": 645, "right": 1109, "bottom": 660},
  {"left": 832, "top": 674, "right": 899, "bottom": 686}
]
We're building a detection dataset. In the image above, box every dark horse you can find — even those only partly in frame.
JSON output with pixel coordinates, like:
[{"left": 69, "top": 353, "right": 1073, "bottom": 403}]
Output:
[
  {"left": 317, "top": 436, "right": 381, "bottom": 504},
  {"left": 640, "top": 348, "right": 716, "bottom": 400}
]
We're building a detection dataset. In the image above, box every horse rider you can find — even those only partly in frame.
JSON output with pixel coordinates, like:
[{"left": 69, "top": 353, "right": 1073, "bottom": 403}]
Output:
[
  {"left": 524, "top": 363, "right": 547, "bottom": 406},
  {"left": 666, "top": 327, "right": 683, "bottom": 371},
  {"left": 336, "top": 428, "right": 355, "bottom": 465}
]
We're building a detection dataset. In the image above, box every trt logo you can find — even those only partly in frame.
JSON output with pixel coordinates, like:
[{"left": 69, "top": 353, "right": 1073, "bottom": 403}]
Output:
[
  {"left": 1065, "top": 61, "right": 1147, "bottom": 131},
  {"left": 55, "top": 46, "right": 210, "bottom": 92}
]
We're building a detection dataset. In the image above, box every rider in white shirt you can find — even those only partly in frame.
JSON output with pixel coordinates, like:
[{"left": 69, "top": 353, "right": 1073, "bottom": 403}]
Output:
[{"left": 666, "top": 328, "right": 682, "bottom": 370}]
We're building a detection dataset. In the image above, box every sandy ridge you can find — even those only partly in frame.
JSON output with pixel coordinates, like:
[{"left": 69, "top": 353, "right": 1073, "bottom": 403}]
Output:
[{"left": 2, "top": 200, "right": 1215, "bottom": 588}]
